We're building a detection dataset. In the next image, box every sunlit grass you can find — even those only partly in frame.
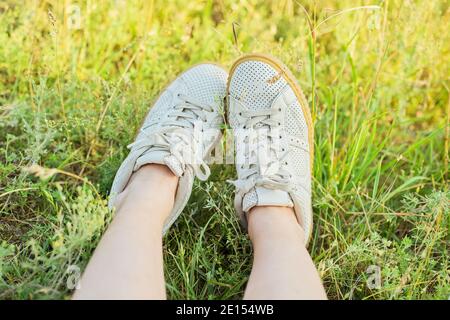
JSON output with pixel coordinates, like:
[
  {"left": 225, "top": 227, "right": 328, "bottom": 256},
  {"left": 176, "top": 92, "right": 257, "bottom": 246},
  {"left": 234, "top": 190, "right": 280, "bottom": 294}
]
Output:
[{"left": 0, "top": 0, "right": 448, "bottom": 299}]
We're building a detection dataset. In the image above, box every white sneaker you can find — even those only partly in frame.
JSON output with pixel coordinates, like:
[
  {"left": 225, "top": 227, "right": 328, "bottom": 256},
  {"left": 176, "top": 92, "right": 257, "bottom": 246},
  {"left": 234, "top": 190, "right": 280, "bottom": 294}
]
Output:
[
  {"left": 227, "top": 54, "right": 314, "bottom": 245},
  {"left": 109, "top": 63, "right": 228, "bottom": 234}
]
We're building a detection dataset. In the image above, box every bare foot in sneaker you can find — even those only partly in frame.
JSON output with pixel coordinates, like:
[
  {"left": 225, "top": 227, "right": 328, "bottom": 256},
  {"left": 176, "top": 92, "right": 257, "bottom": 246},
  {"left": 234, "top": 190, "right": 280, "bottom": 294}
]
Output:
[
  {"left": 73, "top": 63, "right": 228, "bottom": 299},
  {"left": 72, "top": 57, "right": 326, "bottom": 301},
  {"left": 227, "top": 54, "right": 327, "bottom": 299}
]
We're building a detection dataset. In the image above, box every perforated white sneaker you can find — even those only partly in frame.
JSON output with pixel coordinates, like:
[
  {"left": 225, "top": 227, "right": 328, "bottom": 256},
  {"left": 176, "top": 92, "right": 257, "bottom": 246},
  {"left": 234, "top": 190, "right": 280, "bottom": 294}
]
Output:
[
  {"left": 109, "top": 63, "right": 228, "bottom": 234},
  {"left": 227, "top": 54, "right": 314, "bottom": 245}
]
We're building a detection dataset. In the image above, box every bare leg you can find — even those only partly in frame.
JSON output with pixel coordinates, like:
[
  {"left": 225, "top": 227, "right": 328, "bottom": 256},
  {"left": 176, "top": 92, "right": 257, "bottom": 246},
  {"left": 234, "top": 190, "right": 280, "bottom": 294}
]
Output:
[
  {"left": 72, "top": 164, "right": 178, "bottom": 300},
  {"left": 244, "top": 206, "right": 327, "bottom": 300}
]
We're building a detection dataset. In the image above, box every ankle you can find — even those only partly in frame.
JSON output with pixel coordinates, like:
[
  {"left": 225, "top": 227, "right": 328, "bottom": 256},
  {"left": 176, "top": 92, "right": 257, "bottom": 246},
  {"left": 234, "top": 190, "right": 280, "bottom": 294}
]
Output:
[
  {"left": 113, "top": 164, "right": 179, "bottom": 221},
  {"left": 127, "top": 164, "right": 178, "bottom": 186},
  {"left": 247, "top": 206, "right": 305, "bottom": 245}
]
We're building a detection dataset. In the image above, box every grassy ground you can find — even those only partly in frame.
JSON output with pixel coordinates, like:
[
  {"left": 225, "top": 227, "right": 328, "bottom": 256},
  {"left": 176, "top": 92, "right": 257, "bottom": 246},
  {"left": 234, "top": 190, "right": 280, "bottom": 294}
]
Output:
[{"left": 0, "top": 0, "right": 448, "bottom": 300}]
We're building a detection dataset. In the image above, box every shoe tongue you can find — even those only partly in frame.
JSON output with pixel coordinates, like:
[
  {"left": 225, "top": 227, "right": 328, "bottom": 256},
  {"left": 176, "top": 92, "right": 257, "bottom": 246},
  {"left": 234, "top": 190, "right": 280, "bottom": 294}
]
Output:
[
  {"left": 134, "top": 150, "right": 184, "bottom": 177},
  {"left": 163, "top": 154, "right": 184, "bottom": 177},
  {"left": 242, "top": 187, "right": 293, "bottom": 212}
]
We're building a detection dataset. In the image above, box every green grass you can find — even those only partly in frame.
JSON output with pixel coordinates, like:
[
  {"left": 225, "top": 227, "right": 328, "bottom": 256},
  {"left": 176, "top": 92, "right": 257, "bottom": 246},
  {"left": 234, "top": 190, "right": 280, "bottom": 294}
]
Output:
[{"left": 0, "top": 0, "right": 449, "bottom": 300}]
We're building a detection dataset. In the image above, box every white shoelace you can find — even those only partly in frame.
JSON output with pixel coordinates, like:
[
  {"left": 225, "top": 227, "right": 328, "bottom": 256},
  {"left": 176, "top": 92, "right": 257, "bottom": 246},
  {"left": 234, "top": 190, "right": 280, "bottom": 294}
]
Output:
[
  {"left": 229, "top": 107, "right": 296, "bottom": 196},
  {"left": 127, "top": 93, "right": 214, "bottom": 181}
]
